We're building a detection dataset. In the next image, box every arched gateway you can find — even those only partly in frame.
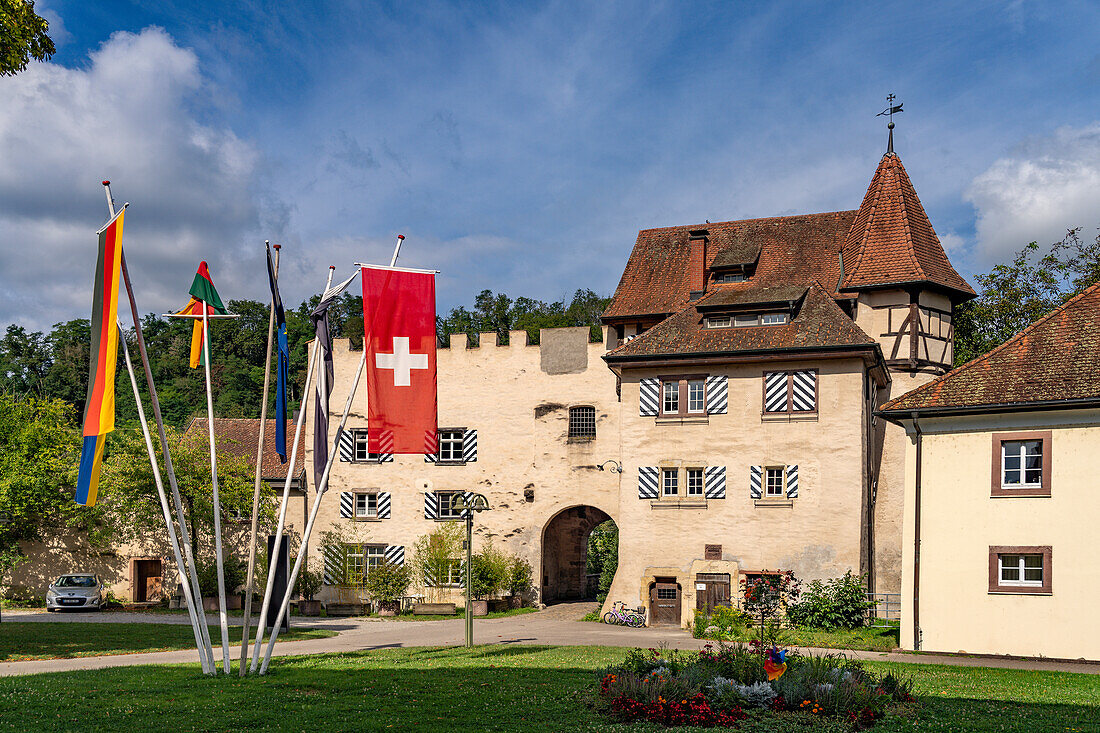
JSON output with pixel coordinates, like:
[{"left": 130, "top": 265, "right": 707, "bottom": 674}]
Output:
[{"left": 541, "top": 505, "right": 615, "bottom": 603}]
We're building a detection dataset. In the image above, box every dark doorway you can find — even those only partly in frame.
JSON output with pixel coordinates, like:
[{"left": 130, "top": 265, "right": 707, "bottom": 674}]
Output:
[
  {"left": 695, "top": 573, "right": 731, "bottom": 614},
  {"left": 649, "top": 578, "right": 681, "bottom": 626},
  {"left": 541, "top": 505, "right": 613, "bottom": 603},
  {"left": 132, "top": 559, "right": 163, "bottom": 602}
]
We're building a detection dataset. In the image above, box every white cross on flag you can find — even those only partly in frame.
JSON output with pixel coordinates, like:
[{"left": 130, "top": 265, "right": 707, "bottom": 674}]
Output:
[{"left": 362, "top": 265, "right": 437, "bottom": 453}]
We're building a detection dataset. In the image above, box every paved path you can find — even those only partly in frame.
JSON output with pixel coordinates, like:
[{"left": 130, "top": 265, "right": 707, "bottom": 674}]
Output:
[{"left": 2, "top": 601, "right": 1097, "bottom": 677}]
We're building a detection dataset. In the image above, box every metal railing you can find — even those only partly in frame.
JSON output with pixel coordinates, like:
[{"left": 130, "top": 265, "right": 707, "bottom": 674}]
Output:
[{"left": 865, "top": 592, "right": 900, "bottom": 628}]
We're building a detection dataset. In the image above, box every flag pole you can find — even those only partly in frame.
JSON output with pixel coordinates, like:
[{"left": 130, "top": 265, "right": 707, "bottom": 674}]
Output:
[
  {"left": 102, "top": 181, "right": 213, "bottom": 674},
  {"left": 116, "top": 322, "right": 213, "bottom": 673},
  {"left": 249, "top": 267, "right": 335, "bottom": 673},
  {"left": 260, "top": 234, "right": 405, "bottom": 674},
  {"left": 239, "top": 241, "right": 280, "bottom": 675},
  {"left": 200, "top": 300, "right": 232, "bottom": 673}
]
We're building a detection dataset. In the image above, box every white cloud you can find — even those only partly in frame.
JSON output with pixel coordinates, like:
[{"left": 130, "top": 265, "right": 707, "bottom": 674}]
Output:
[
  {"left": 965, "top": 123, "right": 1100, "bottom": 265},
  {"left": 0, "top": 27, "right": 264, "bottom": 331}
]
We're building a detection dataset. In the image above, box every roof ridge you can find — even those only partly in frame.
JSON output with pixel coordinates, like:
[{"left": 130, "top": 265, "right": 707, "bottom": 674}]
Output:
[
  {"left": 882, "top": 281, "right": 1100, "bottom": 410},
  {"left": 637, "top": 209, "right": 858, "bottom": 235}
]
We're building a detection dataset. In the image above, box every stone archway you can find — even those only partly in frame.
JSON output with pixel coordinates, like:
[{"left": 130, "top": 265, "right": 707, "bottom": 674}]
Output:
[{"left": 541, "top": 505, "right": 613, "bottom": 603}]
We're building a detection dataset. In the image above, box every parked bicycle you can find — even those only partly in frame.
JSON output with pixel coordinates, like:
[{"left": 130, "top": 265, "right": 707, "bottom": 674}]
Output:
[{"left": 602, "top": 600, "right": 646, "bottom": 628}]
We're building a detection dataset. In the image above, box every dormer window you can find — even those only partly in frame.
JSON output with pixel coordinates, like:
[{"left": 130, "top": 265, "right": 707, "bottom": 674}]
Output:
[
  {"left": 705, "top": 316, "right": 731, "bottom": 328},
  {"left": 714, "top": 272, "right": 746, "bottom": 284},
  {"left": 706, "top": 312, "right": 788, "bottom": 328}
]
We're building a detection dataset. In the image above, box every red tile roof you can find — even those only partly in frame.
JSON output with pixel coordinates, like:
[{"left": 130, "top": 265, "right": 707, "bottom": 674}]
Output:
[
  {"left": 183, "top": 418, "right": 306, "bottom": 483},
  {"left": 603, "top": 211, "right": 858, "bottom": 321},
  {"left": 881, "top": 282, "right": 1100, "bottom": 413},
  {"left": 605, "top": 283, "right": 877, "bottom": 361},
  {"left": 841, "top": 153, "right": 974, "bottom": 298}
]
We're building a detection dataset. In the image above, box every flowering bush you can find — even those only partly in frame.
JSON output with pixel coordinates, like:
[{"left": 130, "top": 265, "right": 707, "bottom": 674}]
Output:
[{"left": 593, "top": 643, "right": 917, "bottom": 729}]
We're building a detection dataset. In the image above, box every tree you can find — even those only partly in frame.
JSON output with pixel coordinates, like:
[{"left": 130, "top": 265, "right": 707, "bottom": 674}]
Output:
[
  {"left": 0, "top": 0, "right": 55, "bottom": 76},
  {"left": 0, "top": 394, "right": 81, "bottom": 562},
  {"left": 95, "top": 424, "right": 259, "bottom": 562},
  {"left": 954, "top": 227, "right": 1100, "bottom": 365},
  {"left": 586, "top": 520, "right": 618, "bottom": 601},
  {"left": 410, "top": 522, "right": 463, "bottom": 603}
]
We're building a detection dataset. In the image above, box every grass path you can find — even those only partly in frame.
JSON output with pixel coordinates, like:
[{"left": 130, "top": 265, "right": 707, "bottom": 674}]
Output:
[
  {"left": 0, "top": 645, "right": 1097, "bottom": 731},
  {"left": 0, "top": 622, "right": 335, "bottom": 661}
]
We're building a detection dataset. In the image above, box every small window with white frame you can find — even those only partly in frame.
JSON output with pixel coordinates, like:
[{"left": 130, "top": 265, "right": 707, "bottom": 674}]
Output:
[
  {"left": 999, "top": 553, "right": 1043, "bottom": 586},
  {"left": 354, "top": 492, "right": 378, "bottom": 519},
  {"left": 760, "top": 313, "right": 789, "bottom": 325},
  {"left": 437, "top": 429, "right": 464, "bottom": 463},
  {"left": 1002, "top": 440, "right": 1042, "bottom": 488},
  {"left": 705, "top": 316, "right": 732, "bottom": 328},
  {"left": 687, "top": 379, "right": 705, "bottom": 413},
  {"left": 686, "top": 468, "right": 704, "bottom": 496},
  {"left": 662, "top": 468, "right": 679, "bottom": 497},
  {"left": 662, "top": 381, "right": 679, "bottom": 414},
  {"left": 352, "top": 429, "right": 383, "bottom": 462},
  {"left": 735, "top": 312, "right": 789, "bottom": 327},
  {"left": 713, "top": 271, "right": 746, "bottom": 283},
  {"left": 765, "top": 467, "right": 785, "bottom": 497}
]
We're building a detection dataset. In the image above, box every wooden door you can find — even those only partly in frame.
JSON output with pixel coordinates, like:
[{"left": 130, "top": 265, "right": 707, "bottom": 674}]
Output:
[
  {"left": 134, "top": 559, "right": 163, "bottom": 602},
  {"left": 695, "top": 573, "right": 731, "bottom": 614},
  {"left": 649, "top": 581, "right": 681, "bottom": 626}
]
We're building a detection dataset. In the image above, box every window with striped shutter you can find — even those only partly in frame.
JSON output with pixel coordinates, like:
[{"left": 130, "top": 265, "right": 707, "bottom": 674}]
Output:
[
  {"left": 639, "top": 378, "right": 659, "bottom": 416},
  {"left": 762, "top": 370, "right": 817, "bottom": 413},
  {"left": 339, "top": 492, "right": 354, "bottom": 517},
  {"left": 638, "top": 466, "right": 659, "bottom": 499},
  {"left": 423, "top": 492, "right": 438, "bottom": 519},
  {"left": 749, "top": 465, "right": 763, "bottom": 498},
  {"left": 322, "top": 545, "right": 342, "bottom": 585},
  {"left": 785, "top": 465, "right": 799, "bottom": 498},
  {"left": 704, "top": 466, "right": 726, "bottom": 499},
  {"left": 378, "top": 492, "right": 391, "bottom": 518},
  {"left": 705, "top": 376, "right": 728, "bottom": 414},
  {"left": 383, "top": 545, "right": 404, "bottom": 565}
]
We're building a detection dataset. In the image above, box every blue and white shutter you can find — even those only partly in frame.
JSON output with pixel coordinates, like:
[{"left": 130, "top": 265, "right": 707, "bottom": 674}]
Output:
[
  {"left": 791, "top": 371, "right": 816, "bottom": 412},
  {"left": 764, "top": 372, "right": 788, "bottom": 413},
  {"left": 638, "top": 466, "right": 659, "bottom": 499},
  {"left": 339, "top": 492, "right": 354, "bottom": 518},
  {"left": 322, "top": 545, "right": 342, "bottom": 585},
  {"left": 424, "top": 492, "right": 439, "bottom": 519},
  {"left": 377, "top": 492, "right": 391, "bottom": 518},
  {"left": 338, "top": 429, "right": 354, "bottom": 461},
  {"left": 785, "top": 465, "right": 799, "bottom": 498},
  {"left": 704, "top": 466, "right": 726, "bottom": 499},
  {"left": 463, "top": 429, "right": 478, "bottom": 462},
  {"left": 639, "top": 378, "right": 659, "bottom": 416},
  {"left": 705, "top": 376, "right": 727, "bottom": 414},
  {"left": 749, "top": 465, "right": 763, "bottom": 499},
  {"left": 383, "top": 545, "right": 404, "bottom": 565}
]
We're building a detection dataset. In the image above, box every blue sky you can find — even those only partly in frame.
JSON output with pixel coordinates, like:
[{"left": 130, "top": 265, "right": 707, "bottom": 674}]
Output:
[{"left": 4, "top": 1, "right": 1100, "bottom": 329}]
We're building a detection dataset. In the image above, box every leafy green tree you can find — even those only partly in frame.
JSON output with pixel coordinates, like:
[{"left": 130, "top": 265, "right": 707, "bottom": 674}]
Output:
[
  {"left": 586, "top": 520, "right": 618, "bottom": 601},
  {"left": 0, "top": 0, "right": 55, "bottom": 76},
  {"left": 363, "top": 559, "right": 412, "bottom": 610},
  {"left": 0, "top": 394, "right": 81, "bottom": 558},
  {"left": 955, "top": 227, "right": 1100, "bottom": 365},
  {"left": 0, "top": 325, "right": 50, "bottom": 395}
]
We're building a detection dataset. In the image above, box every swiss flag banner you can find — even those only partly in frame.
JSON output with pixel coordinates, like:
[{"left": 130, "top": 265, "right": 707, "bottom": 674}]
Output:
[{"left": 362, "top": 266, "right": 437, "bottom": 453}]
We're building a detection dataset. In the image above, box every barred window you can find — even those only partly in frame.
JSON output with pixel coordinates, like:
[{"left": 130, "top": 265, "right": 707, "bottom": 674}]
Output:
[{"left": 568, "top": 406, "right": 596, "bottom": 439}]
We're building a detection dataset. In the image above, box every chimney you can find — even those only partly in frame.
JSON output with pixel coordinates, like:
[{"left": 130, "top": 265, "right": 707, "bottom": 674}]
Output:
[{"left": 688, "top": 229, "right": 708, "bottom": 297}]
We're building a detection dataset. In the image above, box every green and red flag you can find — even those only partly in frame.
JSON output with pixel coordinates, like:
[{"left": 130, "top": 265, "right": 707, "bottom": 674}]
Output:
[
  {"left": 173, "top": 261, "right": 228, "bottom": 368},
  {"left": 76, "top": 208, "right": 126, "bottom": 506}
]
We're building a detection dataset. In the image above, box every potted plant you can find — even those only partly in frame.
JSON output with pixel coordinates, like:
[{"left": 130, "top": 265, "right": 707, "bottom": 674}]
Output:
[
  {"left": 505, "top": 556, "right": 533, "bottom": 609},
  {"left": 363, "top": 559, "right": 411, "bottom": 616},
  {"left": 410, "top": 523, "right": 463, "bottom": 614},
  {"left": 195, "top": 556, "right": 245, "bottom": 611},
  {"left": 294, "top": 564, "right": 323, "bottom": 616},
  {"left": 469, "top": 555, "right": 499, "bottom": 616}
]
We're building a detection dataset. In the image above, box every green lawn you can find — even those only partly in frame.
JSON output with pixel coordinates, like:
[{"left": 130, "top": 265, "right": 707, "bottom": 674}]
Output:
[
  {"left": 0, "top": 645, "right": 1097, "bottom": 731},
  {"left": 0, "top": 622, "right": 335, "bottom": 661},
  {"left": 698, "top": 624, "right": 900, "bottom": 652}
]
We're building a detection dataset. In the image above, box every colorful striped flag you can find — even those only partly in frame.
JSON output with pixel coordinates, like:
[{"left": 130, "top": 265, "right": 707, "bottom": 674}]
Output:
[
  {"left": 173, "top": 262, "right": 228, "bottom": 368},
  {"left": 76, "top": 209, "right": 126, "bottom": 506}
]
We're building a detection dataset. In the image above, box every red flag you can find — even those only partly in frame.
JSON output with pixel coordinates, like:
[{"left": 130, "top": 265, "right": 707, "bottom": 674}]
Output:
[{"left": 363, "top": 266, "right": 437, "bottom": 453}]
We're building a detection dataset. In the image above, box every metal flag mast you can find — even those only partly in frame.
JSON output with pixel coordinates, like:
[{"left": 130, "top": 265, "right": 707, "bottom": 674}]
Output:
[
  {"left": 101, "top": 182, "right": 215, "bottom": 674},
  {"left": 239, "top": 241, "right": 280, "bottom": 675},
  {"left": 259, "top": 235, "right": 406, "bottom": 674},
  {"left": 249, "top": 266, "right": 334, "bottom": 673}
]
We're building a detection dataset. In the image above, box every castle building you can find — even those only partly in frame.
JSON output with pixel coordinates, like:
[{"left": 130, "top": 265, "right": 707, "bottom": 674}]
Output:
[{"left": 302, "top": 142, "right": 975, "bottom": 627}]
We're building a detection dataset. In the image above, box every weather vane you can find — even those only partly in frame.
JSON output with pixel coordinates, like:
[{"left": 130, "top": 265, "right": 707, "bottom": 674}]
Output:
[{"left": 876, "top": 94, "right": 903, "bottom": 153}]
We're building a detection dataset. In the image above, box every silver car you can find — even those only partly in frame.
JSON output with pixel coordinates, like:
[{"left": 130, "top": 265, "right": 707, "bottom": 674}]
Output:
[{"left": 45, "top": 574, "right": 104, "bottom": 611}]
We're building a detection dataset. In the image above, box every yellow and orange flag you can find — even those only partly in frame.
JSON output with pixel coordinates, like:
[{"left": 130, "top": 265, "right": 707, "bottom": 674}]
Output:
[{"left": 76, "top": 209, "right": 125, "bottom": 506}]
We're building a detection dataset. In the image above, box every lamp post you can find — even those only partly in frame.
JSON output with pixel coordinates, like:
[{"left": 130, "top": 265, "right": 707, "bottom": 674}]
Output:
[{"left": 450, "top": 493, "right": 490, "bottom": 648}]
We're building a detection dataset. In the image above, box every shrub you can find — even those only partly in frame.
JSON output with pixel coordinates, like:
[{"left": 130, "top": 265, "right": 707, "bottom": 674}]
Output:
[
  {"left": 294, "top": 564, "right": 323, "bottom": 601},
  {"left": 195, "top": 555, "right": 246, "bottom": 598},
  {"left": 505, "top": 556, "right": 533, "bottom": 597},
  {"left": 363, "top": 560, "right": 412, "bottom": 608},
  {"left": 693, "top": 605, "right": 750, "bottom": 639},
  {"left": 786, "top": 571, "right": 873, "bottom": 629}
]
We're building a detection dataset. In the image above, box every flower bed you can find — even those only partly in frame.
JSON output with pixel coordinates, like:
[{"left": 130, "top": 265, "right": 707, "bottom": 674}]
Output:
[{"left": 592, "top": 643, "right": 916, "bottom": 729}]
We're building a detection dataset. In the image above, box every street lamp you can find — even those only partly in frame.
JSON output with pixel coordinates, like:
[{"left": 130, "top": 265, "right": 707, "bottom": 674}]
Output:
[{"left": 450, "top": 492, "right": 490, "bottom": 648}]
